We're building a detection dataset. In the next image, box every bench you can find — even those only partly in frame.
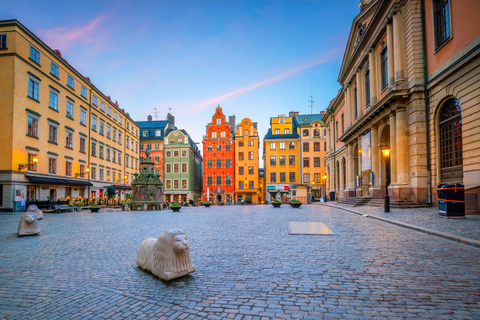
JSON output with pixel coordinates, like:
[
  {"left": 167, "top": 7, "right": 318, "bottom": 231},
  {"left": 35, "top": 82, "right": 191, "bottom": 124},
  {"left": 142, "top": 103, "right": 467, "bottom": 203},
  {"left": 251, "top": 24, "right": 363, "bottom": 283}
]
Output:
[{"left": 54, "top": 205, "right": 74, "bottom": 213}]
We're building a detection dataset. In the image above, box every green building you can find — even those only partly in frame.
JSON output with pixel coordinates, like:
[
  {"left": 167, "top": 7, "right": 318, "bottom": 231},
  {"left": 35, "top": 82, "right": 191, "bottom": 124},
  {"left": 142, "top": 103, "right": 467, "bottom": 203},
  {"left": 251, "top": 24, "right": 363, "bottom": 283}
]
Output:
[{"left": 163, "top": 129, "right": 203, "bottom": 205}]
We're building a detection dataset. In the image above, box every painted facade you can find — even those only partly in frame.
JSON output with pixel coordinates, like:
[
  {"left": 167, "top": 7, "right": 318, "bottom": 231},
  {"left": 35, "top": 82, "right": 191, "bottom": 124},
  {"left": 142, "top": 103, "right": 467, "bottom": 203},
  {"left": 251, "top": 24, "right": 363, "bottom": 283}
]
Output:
[
  {"left": 234, "top": 118, "right": 260, "bottom": 204},
  {"left": 0, "top": 20, "right": 139, "bottom": 211},
  {"left": 163, "top": 129, "right": 203, "bottom": 205},
  {"left": 324, "top": 0, "right": 480, "bottom": 212},
  {"left": 202, "top": 105, "right": 235, "bottom": 205}
]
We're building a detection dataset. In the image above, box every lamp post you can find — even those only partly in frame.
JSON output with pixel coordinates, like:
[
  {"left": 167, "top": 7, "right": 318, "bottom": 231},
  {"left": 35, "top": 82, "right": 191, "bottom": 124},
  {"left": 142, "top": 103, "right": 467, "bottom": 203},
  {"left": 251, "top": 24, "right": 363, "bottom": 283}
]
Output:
[
  {"left": 322, "top": 174, "right": 328, "bottom": 201},
  {"left": 18, "top": 155, "right": 38, "bottom": 171},
  {"left": 382, "top": 148, "right": 391, "bottom": 213}
]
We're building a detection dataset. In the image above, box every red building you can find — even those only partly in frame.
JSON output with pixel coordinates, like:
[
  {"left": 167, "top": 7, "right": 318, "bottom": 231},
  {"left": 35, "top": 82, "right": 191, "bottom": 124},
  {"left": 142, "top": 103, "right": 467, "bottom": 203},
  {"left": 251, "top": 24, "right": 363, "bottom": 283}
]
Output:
[{"left": 202, "top": 105, "right": 235, "bottom": 205}]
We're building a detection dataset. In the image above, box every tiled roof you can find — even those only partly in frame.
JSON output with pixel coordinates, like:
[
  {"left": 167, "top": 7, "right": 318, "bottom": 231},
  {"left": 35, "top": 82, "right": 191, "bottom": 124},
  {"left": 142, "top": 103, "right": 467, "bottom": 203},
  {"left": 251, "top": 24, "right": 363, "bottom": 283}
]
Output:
[
  {"left": 136, "top": 120, "right": 169, "bottom": 129},
  {"left": 264, "top": 129, "right": 299, "bottom": 140},
  {"left": 295, "top": 114, "right": 325, "bottom": 125}
]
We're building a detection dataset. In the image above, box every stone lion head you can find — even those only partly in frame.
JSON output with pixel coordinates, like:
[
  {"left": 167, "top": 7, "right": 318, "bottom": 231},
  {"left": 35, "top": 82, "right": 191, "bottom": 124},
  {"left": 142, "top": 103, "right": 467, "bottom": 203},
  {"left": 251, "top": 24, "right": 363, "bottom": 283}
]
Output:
[
  {"left": 153, "top": 229, "right": 193, "bottom": 274},
  {"left": 18, "top": 211, "right": 39, "bottom": 236}
]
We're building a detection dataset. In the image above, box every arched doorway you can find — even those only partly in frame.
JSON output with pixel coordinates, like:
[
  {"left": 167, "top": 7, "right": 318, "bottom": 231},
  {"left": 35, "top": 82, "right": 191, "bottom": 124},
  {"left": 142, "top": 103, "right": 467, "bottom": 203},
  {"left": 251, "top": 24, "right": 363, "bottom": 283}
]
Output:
[
  {"left": 380, "top": 126, "right": 391, "bottom": 194},
  {"left": 439, "top": 98, "right": 463, "bottom": 183},
  {"left": 336, "top": 160, "right": 340, "bottom": 193}
]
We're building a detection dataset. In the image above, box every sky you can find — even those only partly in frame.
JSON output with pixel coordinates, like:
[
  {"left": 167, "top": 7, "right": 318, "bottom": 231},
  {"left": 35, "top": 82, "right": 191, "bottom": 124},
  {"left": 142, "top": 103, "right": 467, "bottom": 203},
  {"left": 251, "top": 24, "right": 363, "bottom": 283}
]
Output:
[{"left": 2, "top": 0, "right": 361, "bottom": 153}]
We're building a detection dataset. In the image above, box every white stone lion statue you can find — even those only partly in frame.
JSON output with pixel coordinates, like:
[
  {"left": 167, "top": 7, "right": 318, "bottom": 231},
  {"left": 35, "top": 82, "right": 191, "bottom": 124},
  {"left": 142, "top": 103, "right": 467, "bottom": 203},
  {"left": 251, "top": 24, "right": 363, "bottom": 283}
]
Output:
[
  {"left": 17, "top": 211, "right": 40, "bottom": 237},
  {"left": 136, "top": 229, "right": 195, "bottom": 281},
  {"left": 27, "top": 204, "right": 43, "bottom": 220}
]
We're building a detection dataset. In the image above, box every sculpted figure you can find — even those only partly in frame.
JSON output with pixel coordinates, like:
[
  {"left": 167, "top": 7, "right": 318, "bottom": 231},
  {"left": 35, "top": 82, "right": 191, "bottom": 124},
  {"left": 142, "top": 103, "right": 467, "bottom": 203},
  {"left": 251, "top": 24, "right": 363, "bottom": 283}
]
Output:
[
  {"left": 136, "top": 229, "right": 195, "bottom": 281},
  {"left": 17, "top": 211, "right": 40, "bottom": 236},
  {"left": 27, "top": 205, "right": 43, "bottom": 220}
]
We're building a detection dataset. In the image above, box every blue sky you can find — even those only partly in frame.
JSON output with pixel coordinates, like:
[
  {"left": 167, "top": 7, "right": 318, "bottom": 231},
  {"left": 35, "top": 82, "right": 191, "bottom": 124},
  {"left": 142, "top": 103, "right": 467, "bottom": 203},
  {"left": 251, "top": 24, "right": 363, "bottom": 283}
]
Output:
[{"left": 3, "top": 0, "right": 360, "bottom": 148}]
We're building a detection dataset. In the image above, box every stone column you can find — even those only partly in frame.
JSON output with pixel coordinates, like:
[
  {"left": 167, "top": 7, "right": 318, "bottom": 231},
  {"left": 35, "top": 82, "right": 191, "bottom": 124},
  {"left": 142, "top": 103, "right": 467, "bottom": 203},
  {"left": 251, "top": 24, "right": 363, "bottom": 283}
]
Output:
[
  {"left": 345, "top": 86, "right": 351, "bottom": 128},
  {"left": 358, "top": 136, "right": 363, "bottom": 193},
  {"left": 356, "top": 69, "right": 363, "bottom": 118},
  {"left": 347, "top": 143, "right": 355, "bottom": 190},
  {"left": 350, "top": 81, "right": 356, "bottom": 123},
  {"left": 368, "top": 48, "right": 378, "bottom": 104},
  {"left": 387, "top": 20, "right": 395, "bottom": 87},
  {"left": 389, "top": 112, "right": 397, "bottom": 185},
  {"left": 393, "top": 9, "right": 405, "bottom": 82},
  {"left": 371, "top": 126, "right": 380, "bottom": 187},
  {"left": 395, "top": 107, "right": 408, "bottom": 184}
]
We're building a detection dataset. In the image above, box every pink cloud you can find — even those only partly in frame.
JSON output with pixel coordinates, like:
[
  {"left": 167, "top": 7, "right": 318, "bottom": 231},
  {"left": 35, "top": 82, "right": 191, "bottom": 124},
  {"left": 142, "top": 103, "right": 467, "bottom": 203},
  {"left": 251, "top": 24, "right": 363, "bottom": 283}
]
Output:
[
  {"left": 193, "top": 46, "right": 344, "bottom": 112},
  {"left": 39, "top": 13, "right": 110, "bottom": 53}
]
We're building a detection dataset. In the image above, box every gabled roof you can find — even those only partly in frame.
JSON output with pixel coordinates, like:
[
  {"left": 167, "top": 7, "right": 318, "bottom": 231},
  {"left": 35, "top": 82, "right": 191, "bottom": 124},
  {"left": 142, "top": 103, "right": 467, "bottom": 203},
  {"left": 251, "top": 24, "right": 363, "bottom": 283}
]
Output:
[
  {"left": 264, "top": 129, "right": 299, "bottom": 140},
  {"left": 137, "top": 120, "right": 170, "bottom": 140},
  {"left": 295, "top": 114, "right": 325, "bottom": 125}
]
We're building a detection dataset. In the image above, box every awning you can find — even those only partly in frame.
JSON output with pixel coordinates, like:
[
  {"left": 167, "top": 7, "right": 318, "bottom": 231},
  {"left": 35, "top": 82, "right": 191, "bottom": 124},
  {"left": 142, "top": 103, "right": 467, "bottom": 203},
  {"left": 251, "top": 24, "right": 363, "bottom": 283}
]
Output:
[
  {"left": 64, "top": 179, "right": 93, "bottom": 187},
  {"left": 113, "top": 184, "right": 132, "bottom": 190},
  {"left": 26, "top": 175, "right": 68, "bottom": 185}
]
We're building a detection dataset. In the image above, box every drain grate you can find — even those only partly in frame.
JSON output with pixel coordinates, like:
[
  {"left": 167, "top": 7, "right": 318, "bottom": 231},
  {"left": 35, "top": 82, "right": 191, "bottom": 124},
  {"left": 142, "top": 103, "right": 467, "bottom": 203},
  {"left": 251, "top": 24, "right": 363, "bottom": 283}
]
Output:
[{"left": 287, "top": 221, "right": 336, "bottom": 235}]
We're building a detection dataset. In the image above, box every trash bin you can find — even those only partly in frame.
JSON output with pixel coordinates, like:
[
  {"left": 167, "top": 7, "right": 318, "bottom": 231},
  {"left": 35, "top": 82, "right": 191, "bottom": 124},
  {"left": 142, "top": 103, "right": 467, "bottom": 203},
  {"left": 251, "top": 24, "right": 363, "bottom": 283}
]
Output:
[
  {"left": 437, "top": 183, "right": 465, "bottom": 217},
  {"left": 329, "top": 192, "right": 336, "bottom": 202}
]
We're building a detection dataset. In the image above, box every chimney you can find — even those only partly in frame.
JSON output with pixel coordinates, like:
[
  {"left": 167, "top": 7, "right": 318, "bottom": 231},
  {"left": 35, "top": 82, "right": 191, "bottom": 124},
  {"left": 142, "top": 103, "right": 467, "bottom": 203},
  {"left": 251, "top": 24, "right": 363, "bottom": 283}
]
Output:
[
  {"left": 147, "top": 115, "right": 152, "bottom": 121},
  {"left": 167, "top": 113, "right": 175, "bottom": 130},
  {"left": 229, "top": 115, "right": 236, "bottom": 136},
  {"left": 289, "top": 111, "right": 296, "bottom": 117},
  {"left": 320, "top": 111, "right": 325, "bottom": 114},
  {"left": 253, "top": 122, "right": 258, "bottom": 130}
]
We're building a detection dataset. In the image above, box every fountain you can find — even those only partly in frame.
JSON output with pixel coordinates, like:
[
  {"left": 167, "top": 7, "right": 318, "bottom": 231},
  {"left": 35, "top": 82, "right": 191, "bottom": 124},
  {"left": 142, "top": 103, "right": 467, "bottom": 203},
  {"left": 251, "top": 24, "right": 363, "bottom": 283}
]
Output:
[{"left": 131, "top": 148, "right": 164, "bottom": 210}]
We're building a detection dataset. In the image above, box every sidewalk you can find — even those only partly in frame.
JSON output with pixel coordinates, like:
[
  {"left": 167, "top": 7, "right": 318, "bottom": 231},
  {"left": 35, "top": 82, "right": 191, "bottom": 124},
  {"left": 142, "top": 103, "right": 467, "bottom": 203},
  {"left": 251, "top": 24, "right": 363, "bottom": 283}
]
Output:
[{"left": 317, "top": 202, "right": 480, "bottom": 248}]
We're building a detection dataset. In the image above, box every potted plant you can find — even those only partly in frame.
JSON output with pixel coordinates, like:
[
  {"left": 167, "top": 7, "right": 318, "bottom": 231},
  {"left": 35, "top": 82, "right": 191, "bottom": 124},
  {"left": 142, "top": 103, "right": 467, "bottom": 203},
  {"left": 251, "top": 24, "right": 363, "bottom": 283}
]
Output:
[
  {"left": 289, "top": 199, "right": 302, "bottom": 208},
  {"left": 272, "top": 199, "right": 282, "bottom": 208},
  {"left": 75, "top": 200, "right": 83, "bottom": 212},
  {"left": 89, "top": 203, "right": 101, "bottom": 213},
  {"left": 204, "top": 201, "right": 211, "bottom": 208},
  {"left": 123, "top": 200, "right": 130, "bottom": 211},
  {"left": 170, "top": 202, "right": 181, "bottom": 212}
]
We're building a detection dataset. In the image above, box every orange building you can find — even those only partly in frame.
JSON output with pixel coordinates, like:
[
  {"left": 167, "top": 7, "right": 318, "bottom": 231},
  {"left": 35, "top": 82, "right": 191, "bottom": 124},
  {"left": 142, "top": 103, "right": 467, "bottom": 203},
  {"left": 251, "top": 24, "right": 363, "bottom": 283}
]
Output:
[
  {"left": 202, "top": 105, "right": 235, "bottom": 205},
  {"left": 234, "top": 118, "right": 260, "bottom": 204}
]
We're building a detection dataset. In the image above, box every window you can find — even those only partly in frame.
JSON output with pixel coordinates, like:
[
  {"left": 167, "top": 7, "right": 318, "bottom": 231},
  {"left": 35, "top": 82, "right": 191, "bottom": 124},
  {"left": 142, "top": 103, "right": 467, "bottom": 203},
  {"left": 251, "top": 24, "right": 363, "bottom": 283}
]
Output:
[
  {"left": 381, "top": 49, "right": 388, "bottom": 89},
  {"left": 303, "top": 157, "right": 310, "bottom": 167},
  {"left": 91, "top": 116, "right": 97, "bottom": 131},
  {"left": 239, "top": 166, "right": 244, "bottom": 175},
  {"left": 50, "top": 62, "right": 59, "bottom": 78},
  {"left": 182, "top": 150, "right": 187, "bottom": 157},
  {"left": 112, "top": 149, "right": 116, "bottom": 163},
  {"left": 81, "top": 86, "right": 87, "bottom": 98},
  {"left": 248, "top": 151, "right": 254, "bottom": 160},
  {"left": 29, "top": 46, "right": 40, "bottom": 64},
  {"left": 119, "top": 151, "right": 122, "bottom": 165},
  {"left": 434, "top": 0, "right": 451, "bottom": 48},
  {"left": 80, "top": 136, "right": 86, "bottom": 153},
  {"left": 113, "top": 111, "right": 117, "bottom": 121},
  {"left": 216, "top": 159, "right": 222, "bottom": 168},
  {"left": 280, "top": 172, "right": 286, "bottom": 183},
  {"left": 279, "top": 155, "right": 286, "bottom": 165},
  {"left": 126, "top": 137, "right": 130, "bottom": 149},
  {"left": 92, "top": 95, "right": 98, "bottom": 106},
  {"left": 314, "top": 173, "right": 321, "bottom": 183},
  {"left": 166, "top": 150, "right": 171, "bottom": 157},
  {"left": 91, "top": 141, "right": 97, "bottom": 156},
  {"left": 99, "top": 120, "right": 105, "bottom": 135},
  {"left": 249, "top": 181, "right": 254, "bottom": 189},
  {"left": 118, "top": 131, "right": 122, "bottom": 144},
  {"left": 143, "top": 130, "right": 148, "bottom": 137},
  {"left": 49, "top": 90, "right": 58, "bottom": 110},
  {"left": 284, "top": 129, "right": 290, "bottom": 134},
  {"left": 27, "top": 115, "right": 38, "bottom": 138},
  {"left": 155, "top": 129, "right": 161, "bottom": 137},
  {"left": 207, "top": 159, "right": 212, "bottom": 168},
  {"left": 154, "top": 156, "right": 160, "bottom": 163},
  {"left": 174, "top": 163, "right": 179, "bottom": 173},
  {"left": 221, "top": 131, "right": 226, "bottom": 138},
  {"left": 314, "top": 157, "right": 321, "bottom": 167},
  {"left": 207, "top": 176, "right": 212, "bottom": 185},
  {"left": 65, "top": 161, "right": 72, "bottom": 176},
  {"left": 270, "top": 156, "right": 276, "bottom": 166},
  {"left": 27, "top": 153, "right": 38, "bottom": 172},
  {"left": 174, "top": 150, "right": 179, "bottom": 157},
  {"left": 28, "top": 78, "right": 39, "bottom": 101},
  {"left": 67, "top": 100, "right": 74, "bottom": 118},
  {"left": 80, "top": 109, "right": 87, "bottom": 125},
  {"left": 336, "top": 121, "right": 339, "bottom": 141},
  {"left": 107, "top": 107, "right": 111, "bottom": 116},
  {"left": 216, "top": 176, "right": 222, "bottom": 185},
  {"left": 303, "top": 173, "right": 310, "bottom": 183},
  {"left": 270, "top": 142, "right": 276, "bottom": 150},
  {"left": 100, "top": 101, "right": 105, "bottom": 111},
  {"left": 278, "top": 142, "right": 285, "bottom": 150},
  {"left": 238, "top": 152, "right": 244, "bottom": 161},
  {"left": 119, "top": 115, "right": 122, "bottom": 124},
  {"left": 207, "top": 145, "right": 213, "bottom": 151},
  {"left": 48, "top": 157, "right": 57, "bottom": 174},
  {"left": 289, "top": 172, "right": 296, "bottom": 183},
  {"left": 113, "top": 128, "right": 117, "bottom": 142},
  {"left": 303, "top": 129, "right": 309, "bottom": 136},
  {"left": 279, "top": 116, "right": 285, "bottom": 123},
  {"left": 225, "top": 145, "right": 231, "bottom": 150},
  {"left": 303, "top": 142, "right": 309, "bottom": 152},
  {"left": 289, "top": 155, "right": 295, "bottom": 165},
  {"left": 216, "top": 145, "right": 222, "bottom": 151},
  {"left": 67, "top": 75, "right": 74, "bottom": 89},
  {"left": 107, "top": 124, "right": 111, "bottom": 139},
  {"left": 100, "top": 168, "right": 104, "bottom": 181},
  {"left": 211, "top": 131, "right": 217, "bottom": 138},
  {"left": 216, "top": 118, "right": 221, "bottom": 125},
  {"left": 166, "top": 163, "right": 171, "bottom": 173},
  {"left": 106, "top": 146, "right": 111, "bottom": 161},
  {"left": 365, "top": 70, "right": 370, "bottom": 105},
  {"left": 182, "top": 163, "right": 187, "bottom": 173},
  {"left": 182, "top": 179, "right": 187, "bottom": 189},
  {"left": 238, "top": 141, "right": 244, "bottom": 147},
  {"left": 225, "top": 158, "right": 231, "bottom": 168},
  {"left": 99, "top": 144, "right": 104, "bottom": 159},
  {"left": 289, "top": 142, "right": 295, "bottom": 149},
  {"left": 248, "top": 141, "right": 254, "bottom": 146},
  {"left": 225, "top": 176, "right": 231, "bottom": 185},
  {"left": 314, "top": 129, "right": 320, "bottom": 137},
  {"left": 270, "top": 172, "right": 276, "bottom": 183},
  {"left": 274, "top": 129, "right": 280, "bottom": 134},
  {"left": 341, "top": 114, "right": 344, "bottom": 134},
  {"left": 440, "top": 98, "right": 463, "bottom": 180},
  {"left": 65, "top": 131, "right": 73, "bottom": 148},
  {"left": 91, "top": 167, "right": 97, "bottom": 180},
  {"left": 248, "top": 166, "right": 254, "bottom": 175},
  {"left": 238, "top": 181, "right": 244, "bottom": 189},
  {"left": 48, "top": 124, "right": 58, "bottom": 144},
  {"left": 244, "top": 130, "right": 248, "bottom": 136},
  {"left": 314, "top": 142, "right": 320, "bottom": 151},
  {"left": 164, "top": 179, "right": 170, "bottom": 189}
]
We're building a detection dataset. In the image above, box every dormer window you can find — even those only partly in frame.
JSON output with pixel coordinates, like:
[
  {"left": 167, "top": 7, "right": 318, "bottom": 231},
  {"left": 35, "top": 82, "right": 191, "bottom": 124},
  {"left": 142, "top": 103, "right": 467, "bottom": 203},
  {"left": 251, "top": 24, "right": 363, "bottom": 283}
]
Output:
[{"left": 143, "top": 130, "right": 149, "bottom": 137}]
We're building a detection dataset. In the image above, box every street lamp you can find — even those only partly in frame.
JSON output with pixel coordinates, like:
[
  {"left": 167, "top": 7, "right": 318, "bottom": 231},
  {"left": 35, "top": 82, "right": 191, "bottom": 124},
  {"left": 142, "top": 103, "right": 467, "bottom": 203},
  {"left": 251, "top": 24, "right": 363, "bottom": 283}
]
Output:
[
  {"left": 18, "top": 156, "right": 38, "bottom": 171},
  {"left": 382, "top": 148, "right": 391, "bottom": 213},
  {"left": 322, "top": 174, "right": 327, "bottom": 201}
]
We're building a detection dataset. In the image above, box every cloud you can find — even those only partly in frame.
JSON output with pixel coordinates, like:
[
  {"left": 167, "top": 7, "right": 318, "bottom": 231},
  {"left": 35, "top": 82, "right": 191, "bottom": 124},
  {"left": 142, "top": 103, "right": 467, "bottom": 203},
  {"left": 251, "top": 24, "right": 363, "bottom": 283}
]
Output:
[
  {"left": 193, "top": 45, "right": 344, "bottom": 112},
  {"left": 38, "top": 13, "right": 110, "bottom": 53}
]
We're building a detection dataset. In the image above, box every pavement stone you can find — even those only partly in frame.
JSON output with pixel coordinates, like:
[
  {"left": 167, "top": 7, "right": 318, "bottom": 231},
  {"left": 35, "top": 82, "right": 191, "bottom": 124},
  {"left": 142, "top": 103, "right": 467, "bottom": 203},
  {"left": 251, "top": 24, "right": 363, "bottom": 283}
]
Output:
[{"left": 1, "top": 205, "right": 480, "bottom": 319}]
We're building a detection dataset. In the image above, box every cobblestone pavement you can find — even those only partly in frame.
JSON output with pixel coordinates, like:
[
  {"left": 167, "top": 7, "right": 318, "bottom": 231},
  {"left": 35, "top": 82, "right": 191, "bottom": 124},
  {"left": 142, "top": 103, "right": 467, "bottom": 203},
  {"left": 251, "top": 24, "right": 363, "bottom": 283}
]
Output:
[
  {"left": 321, "top": 202, "right": 480, "bottom": 242},
  {"left": 1, "top": 205, "right": 480, "bottom": 320}
]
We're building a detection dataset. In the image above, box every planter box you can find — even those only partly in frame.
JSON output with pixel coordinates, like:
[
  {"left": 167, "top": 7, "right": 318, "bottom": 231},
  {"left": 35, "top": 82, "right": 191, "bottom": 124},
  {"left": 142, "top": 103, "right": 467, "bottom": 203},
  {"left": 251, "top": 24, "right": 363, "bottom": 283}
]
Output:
[
  {"left": 89, "top": 207, "right": 101, "bottom": 213},
  {"left": 204, "top": 203, "right": 211, "bottom": 207},
  {"left": 272, "top": 202, "right": 282, "bottom": 208},
  {"left": 171, "top": 206, "right": 181, "bottom": 212},
  {"left": 290, "top": 202, "right": 302, "bottom": 208}
]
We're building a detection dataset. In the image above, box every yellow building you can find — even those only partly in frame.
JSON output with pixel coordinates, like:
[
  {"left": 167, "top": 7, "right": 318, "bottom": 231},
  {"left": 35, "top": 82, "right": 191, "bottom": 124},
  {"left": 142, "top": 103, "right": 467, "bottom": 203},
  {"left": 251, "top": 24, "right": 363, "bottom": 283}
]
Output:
[
  {"left": 0, "top": 19, "right": 139, "bottom": 211},
  {"left": 234, "top": 118, "right": 260, "bottom": 204},
  {"left": 263, "top": 112, "right": 300, "bottom": 203},
  {"left": 295, "top": 113, "right": 328, "bottom": 202}
]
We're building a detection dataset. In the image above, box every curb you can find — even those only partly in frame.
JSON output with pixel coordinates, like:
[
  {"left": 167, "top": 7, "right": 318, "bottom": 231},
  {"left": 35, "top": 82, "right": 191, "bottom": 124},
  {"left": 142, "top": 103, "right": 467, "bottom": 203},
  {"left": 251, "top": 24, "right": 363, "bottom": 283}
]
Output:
[{"left": 321, "top": 203, "right": 480, "bottom": 249}]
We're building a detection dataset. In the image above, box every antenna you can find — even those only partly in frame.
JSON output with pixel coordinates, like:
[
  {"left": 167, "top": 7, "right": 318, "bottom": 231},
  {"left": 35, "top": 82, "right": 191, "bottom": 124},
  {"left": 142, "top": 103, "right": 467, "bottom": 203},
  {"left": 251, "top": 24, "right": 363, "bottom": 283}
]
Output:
[
  {"left": 151, "top": 108, "right": 158, "bottom": 120},
  {"left": 308, "top": 85, "right": 315, "bottom": 114}
]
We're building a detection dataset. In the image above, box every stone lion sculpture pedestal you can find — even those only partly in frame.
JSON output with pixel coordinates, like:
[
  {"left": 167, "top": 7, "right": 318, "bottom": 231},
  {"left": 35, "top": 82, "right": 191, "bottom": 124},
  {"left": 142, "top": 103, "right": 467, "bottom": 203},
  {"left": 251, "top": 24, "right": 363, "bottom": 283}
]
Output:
[
  {"left": 17, "top": 211, "right": 40, "bottom": 237},
  {"left": 27, "top": 205, "right": 43, "bottom": 220},
  {"left": 136, "top": 229, "right": 195, "bottom": 281}
]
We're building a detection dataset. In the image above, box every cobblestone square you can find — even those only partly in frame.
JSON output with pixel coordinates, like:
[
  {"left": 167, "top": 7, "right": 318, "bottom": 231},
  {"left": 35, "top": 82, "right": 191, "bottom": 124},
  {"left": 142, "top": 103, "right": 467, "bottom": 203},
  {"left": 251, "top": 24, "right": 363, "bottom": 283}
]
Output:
[{"left": 1, "top": 205, "right": 480, "bottom": 319}]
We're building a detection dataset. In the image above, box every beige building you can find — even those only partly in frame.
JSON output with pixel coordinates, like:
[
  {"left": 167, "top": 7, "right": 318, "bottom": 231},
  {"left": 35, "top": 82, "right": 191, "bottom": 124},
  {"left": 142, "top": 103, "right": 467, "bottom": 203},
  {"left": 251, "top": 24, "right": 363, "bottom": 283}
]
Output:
[
  {"left": 0, "top": 19, "right": 140, "bottom": 211},
  {"left": 324, "top": 0, "right": 480, "bottom": 213}
]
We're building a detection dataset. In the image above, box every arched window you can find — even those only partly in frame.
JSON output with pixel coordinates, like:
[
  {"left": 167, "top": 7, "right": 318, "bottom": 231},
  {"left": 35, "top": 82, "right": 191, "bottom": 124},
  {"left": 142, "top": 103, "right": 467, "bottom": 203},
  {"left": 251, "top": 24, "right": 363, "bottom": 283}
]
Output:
[{"left": 439, "top": 98, "right": 463, "bottom": 182}]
